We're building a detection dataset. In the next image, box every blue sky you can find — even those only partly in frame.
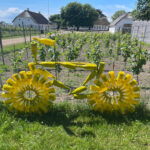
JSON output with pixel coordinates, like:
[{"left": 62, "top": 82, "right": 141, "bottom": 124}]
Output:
[{"left": 0, "top": 0, "right": 137, "bottom": 23}]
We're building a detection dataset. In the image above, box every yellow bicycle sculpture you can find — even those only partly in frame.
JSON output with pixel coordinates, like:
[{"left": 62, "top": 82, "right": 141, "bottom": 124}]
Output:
[{"left": 2, "top": 38, "right": 140, "bottom": 114}]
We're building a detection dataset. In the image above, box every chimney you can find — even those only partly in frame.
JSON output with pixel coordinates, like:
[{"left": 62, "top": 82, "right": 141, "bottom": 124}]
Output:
[
  {"left": 39, "top": 11, "right": 40, "bottom": 14},
  {"left": 27, "top": 8, "right": 29, "bottom": 11}
]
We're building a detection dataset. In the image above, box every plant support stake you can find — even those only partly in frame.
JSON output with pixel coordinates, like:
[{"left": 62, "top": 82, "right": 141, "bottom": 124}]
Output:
[{"left": 0, "top": 27, "right": 5, "bottom": 65}]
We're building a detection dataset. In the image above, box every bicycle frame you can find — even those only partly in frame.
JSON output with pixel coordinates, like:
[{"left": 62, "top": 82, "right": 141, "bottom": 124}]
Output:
[{"left": 1, "top": 37, "right": 140, "bottom": 114}]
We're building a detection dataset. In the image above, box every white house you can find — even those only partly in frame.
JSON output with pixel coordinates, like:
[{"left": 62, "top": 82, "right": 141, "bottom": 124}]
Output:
[
  {"left": 109, "top": 13, "right": 133, "bottom": 33},
  {"left": 12, "top": 9, "right": 50, "bottom": 31}
]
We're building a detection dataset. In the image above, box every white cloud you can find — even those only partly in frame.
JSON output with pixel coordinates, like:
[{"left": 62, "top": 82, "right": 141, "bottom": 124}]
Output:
[
  {"left": 43, "top": 13, "right": 49, "bottom": 19},
  {"left": 0, "top": 8, "right": 23, "bottom": 23},
  {"left": 103, "top": 12, "right": 112, "bottom": 22},
  {"left": 114, "top": 5, "right": 132, "bottom": 11}
]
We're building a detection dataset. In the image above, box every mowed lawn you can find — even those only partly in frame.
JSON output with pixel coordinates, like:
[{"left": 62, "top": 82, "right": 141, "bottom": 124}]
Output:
[
  {"left": 0, "top": 101, "right": 149, "bottom": 150},
  {"left": 2, "top": 43, "right": 28, "bottom": 55}
]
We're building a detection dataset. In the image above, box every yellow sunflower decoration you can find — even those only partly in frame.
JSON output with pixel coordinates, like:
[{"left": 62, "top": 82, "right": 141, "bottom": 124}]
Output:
[
  {"left": 2, "top": 63, "right": 56, "bottom": 114},
  {"left": 88, "top": 71, "right": 140, "bottom": 114}
]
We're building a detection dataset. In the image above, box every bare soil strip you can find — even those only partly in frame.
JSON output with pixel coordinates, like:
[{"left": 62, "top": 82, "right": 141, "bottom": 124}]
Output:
[{"left": 2, "top": 35, "right": 45, "bottom": 46}]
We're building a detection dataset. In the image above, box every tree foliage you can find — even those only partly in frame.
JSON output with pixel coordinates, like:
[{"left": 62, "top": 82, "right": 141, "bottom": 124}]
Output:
[
  {"left": 82, "top": 4, "right": 99, "bottom": 29},
  {"left": 61, "top": 2, "right": 83, "bottom": 30},
  {"left": 111, "top": 10, "right": 126, "bottom": 21},
  {"left": 131, "top": 10, "right": 137, "bottom": 19},
  {"left": 61, "top": 2, "right": 98, "bottom": 30},
  {"left": 134, "top": 0, "right": 150, "bottom": 20},
  {"left": 96, "top": 9, "right": 106, "bottom": 18},
  {"left": 49, "top": 14, "right": 61, "bottom": 30}
]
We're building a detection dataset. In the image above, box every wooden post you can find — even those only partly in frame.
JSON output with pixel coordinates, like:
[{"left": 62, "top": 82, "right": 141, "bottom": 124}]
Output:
[
  {"left": 0, "top": 27, "right": 5, "bottom": 65},
  {"left": 13, "top": 44, "right": 16, "bottom": 71},
  {"left": 136, "top": 26, "right": 139, "bottom": 39},
  {"left": 45, "top": 28, "right": 46, "bottom": 37},
  {"left": 54, "top": 46, "right": 58, "bottom": 79},
  {"left": 39, "top": 25, "right": 41, "bottom": 38},
  {"left": 0, "top": 74, "right": 3, "bottom": 89},
  {"left": 143, "top": 24, "right": 147, "bottom": 42},
  {"left": 131, "top": 26, "right": 134, "bottom": 38},
  {"left": 22, "top": 22, "right": 27, "bottom": 44},
  {"left": 22, "top": 23, "right": 29, "bottom": 59},
  {"left": 30, "top": 26, "right": 32, "bottom": 42}
]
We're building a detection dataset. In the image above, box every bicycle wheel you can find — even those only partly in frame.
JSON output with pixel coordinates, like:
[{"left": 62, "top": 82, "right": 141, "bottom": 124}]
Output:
[
  {"left": 88, "top": 71, "right": 140, "bottom": 114},
  {"left": 2, "top": 70, "right": 56, "bottom": 114}
]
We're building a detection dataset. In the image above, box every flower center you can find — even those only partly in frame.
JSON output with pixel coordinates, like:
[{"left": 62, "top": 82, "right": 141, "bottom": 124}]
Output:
[{"left": 24, "top": 90, "right": 37, "bottom": 100}]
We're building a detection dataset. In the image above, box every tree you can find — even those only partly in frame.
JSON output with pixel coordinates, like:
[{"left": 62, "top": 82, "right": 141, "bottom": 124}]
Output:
[
  {"left": 134, "top": 0, "right": 150, "bottom": 20},
  {"left": 82, "top": 4, "right": 99, "bottom": 29},
  {"left": 111, "top": 10, "right": 126, "bottom": 21},
  {"left": 131, "top": 10, "right": 137, "bottom": 19},
  {"left": 61, "top": 2, "right": 99, "bottom": 30},
  {"left": 61, "top": 2, "right": 83, "bottom": 31},
  {"left": 49, "top": 14, "right": 61, "bottom": 30},
  {"left": 96, "top": 9, "right": 106, "bottom": 18}
]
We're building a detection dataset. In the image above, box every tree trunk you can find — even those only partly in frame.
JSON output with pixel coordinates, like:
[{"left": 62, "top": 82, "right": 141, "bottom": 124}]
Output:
[
  {"left": 57, "top": 24, "right": 60, "bottom": 31},
  {"left": 76, "top": 26, "right": 79, "bottom": 31}
]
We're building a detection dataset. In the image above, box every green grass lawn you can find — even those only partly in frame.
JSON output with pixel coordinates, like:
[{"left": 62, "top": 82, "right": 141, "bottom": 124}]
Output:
[
  {"left": 2, "top": 43, "right": 28, "bottom": 55},
  {"left": 0, "top": 101, "right": 149, "bottom": 150},
  {"left": 2, "top": 34, "right": 38, "bottom": 40}
]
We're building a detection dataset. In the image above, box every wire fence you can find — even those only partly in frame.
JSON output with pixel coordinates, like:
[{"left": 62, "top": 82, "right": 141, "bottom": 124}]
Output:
[
  {"left": 132, "top": 21, "right": 150, "bottom": 44},
  {"left": 0, "top": 25, "right": 50, "bottom": 39},
  {"left": 0, "top": 25, "right": 54, "bottom": 89},
  {"left": 0, "top": 25, "right": 52, "bottom": 57}
]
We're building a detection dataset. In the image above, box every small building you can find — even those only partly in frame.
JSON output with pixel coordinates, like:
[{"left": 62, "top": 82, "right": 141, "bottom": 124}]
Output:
[
  {"left": 92, "top": 9, "right": 109, "bottom": 31},
  {"left": 12, "top": 9, "right": 49, "bottom": 31},
  {"left": 109, "top": 12, "right": 133, "bottom": 33},
  {"left": 93, "top": 17, "right": 110, "bottom": 31}
]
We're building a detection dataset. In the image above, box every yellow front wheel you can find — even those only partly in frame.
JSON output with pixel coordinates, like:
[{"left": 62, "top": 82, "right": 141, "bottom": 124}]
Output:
[
  {"left": 2, "top": 70, "right": 56, "bottom": 114},
  {"left": 88, "top": 71, "right": 140, "bottom": 114}
]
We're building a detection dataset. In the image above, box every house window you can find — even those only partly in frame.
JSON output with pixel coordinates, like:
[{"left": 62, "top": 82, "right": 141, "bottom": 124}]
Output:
[{"left": 122, "top": 24, "right": 132, "bottom": 33}]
